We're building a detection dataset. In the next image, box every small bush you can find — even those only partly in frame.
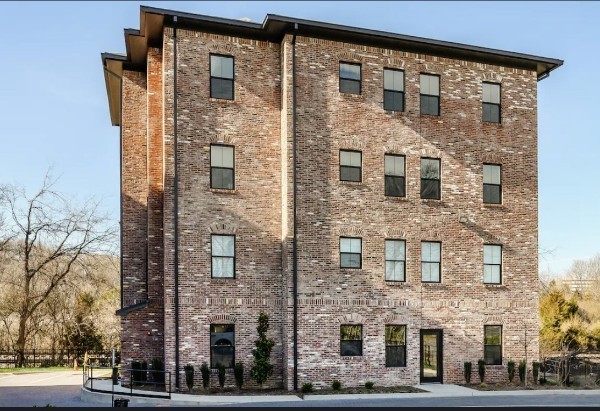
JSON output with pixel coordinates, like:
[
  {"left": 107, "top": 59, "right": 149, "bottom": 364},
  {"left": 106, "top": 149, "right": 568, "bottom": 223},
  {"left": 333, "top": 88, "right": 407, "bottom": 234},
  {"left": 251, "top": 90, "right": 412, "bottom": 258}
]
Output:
[
  {"left": 301, "top": 382, "right": 313, "bottom": 393},
  {"left": 464, "top": 362, "right": 472, "bottom": 384},
  {"left": 332, "top": 380, "right": 342, "bottom": 391},
  {"left": 477, "top": 359, "right": 486, "bottom": 383},
  {"left": 184, "top": 364, "right": 194, "bottom": 391},
  {"left": 200, "top": 362, "right": 210, "bottom": 389},
  {"left": 234, "top": 363, "right": 244, "bottom": 389},
  {"left": 518, "top": 360, "right": 527, "bottom": 384},
  {"left": 365, "top": 381, "right": 374, "bottom": 389},
  {"left": 532, "top": 361, "right": 540, "bottom": 384},
  {"left": 131, "top": 360, "right": 142, "bottom": 383},
  {"left": 218, "top": 363, "right": 226, "bottom": 388},
  {"left": 479, "top": 382, "right": 487, "bottom": 388},
  {"left": 507, "top": 361, "right": 515, "bottom": 383},
  {"left": 151, "top": 358, "right": 165, "bottom": 384},
  {"left": 140, "top": 360, "right": 148, "bottom": 382}
]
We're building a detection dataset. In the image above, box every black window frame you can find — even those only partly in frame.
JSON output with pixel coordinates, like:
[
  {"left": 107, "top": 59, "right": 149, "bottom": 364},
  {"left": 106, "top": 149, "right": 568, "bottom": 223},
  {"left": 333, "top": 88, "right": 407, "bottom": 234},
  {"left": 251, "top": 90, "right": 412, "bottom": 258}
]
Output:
[
  {"left": 385, "top": 239, "right": 406, "bottom": 282},
  {"left": 384, "top": 154, "right": 406, "bottom": 197},
  {"left": 483, "top": 244, "right": 503, "bottom": 285},
  {"left": 339, "top": 62, "right": 362, "bottom": 95},
  {"left": 483, "top": 163, "right": 502, "bottom": 204},
  {"left": 482, "top": 82, "right": 501, "bottom": 124},
  {"left": 340, "top": 236, "right": 362, "bottom": 269},
  {"left": 210, "top": 144, "right": 235, "bottom": 190},
  {"left": 340, "top": 324, "right": 363, "bottom": 357},
  {"left": 484, "top": 325, "right": 502, "bottom": 365},
  {"left": 209, "top": 54, "right": 235, "bottom": 100},
  {"left": 211, "top": 234, "right": 236, "bottom": 279},
  {"left": 421, "top": 240, "right": 442, "bottom": 283},
  {"left": 210, "top": 324, "right": 235, "bottom": 369},
  {"left": 420, "top": 73, "right": 440, "bottom": 116},
  {"left": 385, "top": 325, "right": 407, "bottom": 367},
  {"left": 420, "top": 157, "right": 441, "bottom": 200},
  {"left": 339, "top": 150, "right": 362, "bottom": 183},
  {"left": 383, "top": 68, "right": 405, "bottom": 112}
]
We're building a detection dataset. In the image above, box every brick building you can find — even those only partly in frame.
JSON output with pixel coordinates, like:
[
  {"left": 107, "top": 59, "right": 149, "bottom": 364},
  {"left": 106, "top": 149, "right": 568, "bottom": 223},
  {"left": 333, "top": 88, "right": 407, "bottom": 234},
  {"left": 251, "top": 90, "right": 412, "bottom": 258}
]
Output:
[{"left": 101, "top": 6, "right": 562, "bottom": 390}]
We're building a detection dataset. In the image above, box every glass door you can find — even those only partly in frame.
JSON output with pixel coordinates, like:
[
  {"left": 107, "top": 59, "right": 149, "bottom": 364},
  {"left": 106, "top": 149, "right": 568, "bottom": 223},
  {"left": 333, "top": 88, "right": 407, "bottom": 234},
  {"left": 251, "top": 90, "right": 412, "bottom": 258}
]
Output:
[{"left": 420, "top": 329, "right": 443, "bottom": 383}]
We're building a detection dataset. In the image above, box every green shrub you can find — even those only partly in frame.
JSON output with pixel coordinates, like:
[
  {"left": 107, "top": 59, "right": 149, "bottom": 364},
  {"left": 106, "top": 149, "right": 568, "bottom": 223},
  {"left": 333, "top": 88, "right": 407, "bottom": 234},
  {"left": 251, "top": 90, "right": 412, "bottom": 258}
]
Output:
[
  {"left": 332, "top": 380, "right": 342, "bottom": 391},
  {"left": 184, "top": 364, "right": 194, "bottom": 391},
  {"left": 365, "top": 381, "right": 374, "bottom": 389},
  {"left": 151, "top": 358, "right": 165, "bottom": 384},
  {"left": 218, "top": 363, "right": 226, "bottom": 388},
  {"left": 518, "top": 360, "right": 527, "bottom": 384},
  {"left": 301, "top": 382, "right": 313, "bottom": 393},
  {"left": 234, "top": 363, "right": 244, "bottom": 389},
  {"left": 507, "top": 361, "right": 515, "bottom": 383},
  {"left": 477, "top": 359, "right": 486, "bottom": 383},
  {"left": 200, "top": 362, "right": 210, "bottom": 389},
  {"left": 464, "top": 362, "right": 472, "bottom": 384},
  {"left": 131, "top": 360, "right": 142, "bottom": 383},
  {"left": 250, "top": 313, "right": 275, "bottom": 387},
  {"left": 140, "top": 360, "right": 148, "bottom": 382},
  {"left": 532, "top": 362, "right": 540, "bottom": 384}
]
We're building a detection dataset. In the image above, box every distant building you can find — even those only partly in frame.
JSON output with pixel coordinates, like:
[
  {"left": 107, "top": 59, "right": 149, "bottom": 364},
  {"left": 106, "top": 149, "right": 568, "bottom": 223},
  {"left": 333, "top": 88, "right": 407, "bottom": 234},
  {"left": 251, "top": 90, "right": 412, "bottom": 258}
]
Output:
[{"left": 101, "top": 6, "right": 562, "bottom": 390}]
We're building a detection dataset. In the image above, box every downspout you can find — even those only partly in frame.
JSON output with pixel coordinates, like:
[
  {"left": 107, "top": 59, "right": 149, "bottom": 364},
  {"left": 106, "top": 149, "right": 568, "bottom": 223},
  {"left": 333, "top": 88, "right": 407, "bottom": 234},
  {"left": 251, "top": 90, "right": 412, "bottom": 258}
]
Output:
[
  {"left": 104, "top": 66, "right": 124, "bottom": 309},
  {"left": 291, "top": 23, "right": 299, "bottom": 393},
  {"left": 173, "top": 16, "right": 181, "bottom": 392}
]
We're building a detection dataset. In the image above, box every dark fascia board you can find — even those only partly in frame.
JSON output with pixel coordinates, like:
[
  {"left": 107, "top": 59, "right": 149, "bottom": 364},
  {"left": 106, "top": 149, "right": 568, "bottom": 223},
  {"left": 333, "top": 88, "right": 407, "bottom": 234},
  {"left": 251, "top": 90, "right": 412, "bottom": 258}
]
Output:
[{"left": 115, "top": 301, "right": 148, "bottom": 317}]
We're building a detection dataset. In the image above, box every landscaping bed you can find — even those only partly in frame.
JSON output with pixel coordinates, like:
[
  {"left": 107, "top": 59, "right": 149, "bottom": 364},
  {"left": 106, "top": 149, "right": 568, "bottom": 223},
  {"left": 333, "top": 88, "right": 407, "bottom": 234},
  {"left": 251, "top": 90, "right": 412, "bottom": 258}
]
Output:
[
  {"left": 179, "top": 385, "right": 425, "bottom": 396},
  {"left": 460, "top": 382, "right": 600, "bottom": 391},
  {"left": 304, "top": 385, "right": 426, "bottom": 395}
]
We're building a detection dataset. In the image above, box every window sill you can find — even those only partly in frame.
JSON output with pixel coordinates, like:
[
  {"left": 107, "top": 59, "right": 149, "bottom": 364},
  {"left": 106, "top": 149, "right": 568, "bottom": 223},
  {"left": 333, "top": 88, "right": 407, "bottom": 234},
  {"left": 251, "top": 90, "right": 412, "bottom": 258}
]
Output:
[
  {"left": 339, "top": 180, "right": 363, "bottom": 186},
  {"left": 422, "top": 282, "right": 444, "bottom": 287},
  {"left": 385, "top": 281, "right": 407, "bottom": 286},
  {"left": 209, "top": 97, "right": 237, "bottom": 104},
  {"left": 482, "top": 121, "right": 502, "bottom": 126},
  {"left": 384, "top": 195, "right": 408, "bottom": 202},
  {"left": 485, "top": 364, "right": 505, "bottom": 368},
  {"left": 338, "top": 92, "right": 364, "bottom": 99},
  {"left": 484, "top": 284, "right": 506, "bottom": 289},
  {"left": 211, "top": 277, "right": 236, "bottom": 282},
  {"left": 483, "top": 203, "right": 505, "bottom": 209},
  {"left": 421, "top": 198, "right": 443, "bottom": 205},
  {"left": 384, "top": 109, "right": 406, "bottom": 116},
  {"left": 210, "top": 188, "right": 237, "bottom": 195},
  {"left": 340, "top": 356, "right": 365, "bottom": 361}
]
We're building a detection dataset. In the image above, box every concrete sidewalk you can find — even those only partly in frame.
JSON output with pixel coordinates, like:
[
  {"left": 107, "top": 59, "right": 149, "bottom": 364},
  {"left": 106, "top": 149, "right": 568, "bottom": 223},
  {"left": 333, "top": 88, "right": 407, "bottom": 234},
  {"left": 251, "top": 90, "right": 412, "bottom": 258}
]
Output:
[{"left": 80, "top": 379, "right": 600, "bottom": 407}]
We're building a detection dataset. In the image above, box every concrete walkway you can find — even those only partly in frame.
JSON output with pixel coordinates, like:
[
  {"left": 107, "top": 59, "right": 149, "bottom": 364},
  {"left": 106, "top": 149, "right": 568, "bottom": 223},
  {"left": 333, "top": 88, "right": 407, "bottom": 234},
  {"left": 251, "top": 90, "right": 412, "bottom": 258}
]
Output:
[{"left": 81, "top": 379, "right": 600, "bottom": 407}]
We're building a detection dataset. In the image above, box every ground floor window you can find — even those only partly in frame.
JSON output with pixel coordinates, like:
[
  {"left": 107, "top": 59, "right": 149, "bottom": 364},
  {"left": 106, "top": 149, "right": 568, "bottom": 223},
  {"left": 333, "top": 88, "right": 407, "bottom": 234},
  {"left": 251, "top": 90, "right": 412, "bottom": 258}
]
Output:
[
  {"left": 385, "top": 325, "right": 406, "bottom": 367},
  {"left": 484, "top": 325, "right": 502, "bottom": 365},
  {"left": 210, "top": 324, "right": 235, "bottom": 368},
  {"left": 340, "top": 324, "right": 363, "bottom": 356}
]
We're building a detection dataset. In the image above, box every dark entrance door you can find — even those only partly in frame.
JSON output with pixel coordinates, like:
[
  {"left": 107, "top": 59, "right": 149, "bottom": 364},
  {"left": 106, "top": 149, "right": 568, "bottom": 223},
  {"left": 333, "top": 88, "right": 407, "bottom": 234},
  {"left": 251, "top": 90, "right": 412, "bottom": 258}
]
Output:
[{"left": 420, "top": 329, "right": 443, "bottom": 383}]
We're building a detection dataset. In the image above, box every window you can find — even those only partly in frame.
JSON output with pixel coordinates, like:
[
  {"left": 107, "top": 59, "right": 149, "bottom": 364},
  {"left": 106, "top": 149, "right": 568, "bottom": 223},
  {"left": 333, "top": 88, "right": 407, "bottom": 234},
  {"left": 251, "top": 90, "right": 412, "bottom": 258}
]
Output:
[
  {"left": 421, "top": 241, "right": 441, "bottom": 283},
  {"left": 385, "top": 325, "right": 407, "bottom": 367},
  {"left": 384, "top": 69, "right": 404, "bottom": 111},
  {"left": 420, "top": 74, "right": 440, "bottom": 115},
  {"left": 340, "top": 325, "right": 362, "bottom": 356},
  {"left": 483, "top": 82, "right": 501, "bottom": 123},
  {"left": 385, "top": 240, "right": 406, "bottom": 282},
  {"left": 483, "top": 164, "right": 501, "bottom": 204},
  {"left": 210, "top": 324, "right": 235, "bottom": 368},
  {"left": 339, "top": 62, "right": 361, "bottom": 94},
  {"left": 384, "top": 154, "right": 406, "bottom": 197},
  {"left": 210, "top": 145, "right": 234, "bottom": 190},
  {"left": 484, "top": 244, "right": 502, "bottom": 284},
  {"left": 484, "top": 325, "right": 502, "bottom": 365},
  {"left": 421, "top": 158, "right": 441, "bottom": 200},
  {"left": 210, "top": 55, "right": 234, "bottom": 100},
  {"left": 340, "top": 237, "right": 362, "bottom": 269},
  {"left": 211, "top": 234, "right": 235, "bottom": 278},
  {"left": 340, "top": 150, "right": 362, "bottom": 182}
]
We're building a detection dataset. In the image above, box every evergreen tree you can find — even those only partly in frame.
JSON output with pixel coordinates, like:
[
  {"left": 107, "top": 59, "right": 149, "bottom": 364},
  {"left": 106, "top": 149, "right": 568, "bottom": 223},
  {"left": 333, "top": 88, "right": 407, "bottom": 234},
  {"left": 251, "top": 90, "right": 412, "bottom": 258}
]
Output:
[{"left": 250, "top": 313, "right": 275, "bottom": 387}]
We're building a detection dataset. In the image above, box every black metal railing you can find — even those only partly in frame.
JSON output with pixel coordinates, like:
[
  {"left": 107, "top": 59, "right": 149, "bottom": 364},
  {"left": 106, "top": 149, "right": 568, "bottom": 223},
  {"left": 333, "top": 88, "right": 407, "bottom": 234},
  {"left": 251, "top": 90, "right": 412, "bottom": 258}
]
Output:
[{"left": 83, "top": 364, "right": 171, "bottom": 400}]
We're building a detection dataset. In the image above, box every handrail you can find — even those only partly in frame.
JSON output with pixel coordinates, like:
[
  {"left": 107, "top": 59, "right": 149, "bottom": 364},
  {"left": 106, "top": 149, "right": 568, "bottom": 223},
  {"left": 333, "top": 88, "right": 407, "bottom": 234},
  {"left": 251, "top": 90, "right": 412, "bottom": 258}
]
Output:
[{"left": 83, "top": 365, "right": 172, "bottom": 400}]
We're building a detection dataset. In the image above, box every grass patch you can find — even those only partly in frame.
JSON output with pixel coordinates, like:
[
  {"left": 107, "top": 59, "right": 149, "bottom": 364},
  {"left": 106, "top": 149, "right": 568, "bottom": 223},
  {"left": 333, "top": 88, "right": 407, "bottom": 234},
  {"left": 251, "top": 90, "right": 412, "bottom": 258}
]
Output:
[{"left": 0, "top": 367, "right": 78, "bottom": 374}]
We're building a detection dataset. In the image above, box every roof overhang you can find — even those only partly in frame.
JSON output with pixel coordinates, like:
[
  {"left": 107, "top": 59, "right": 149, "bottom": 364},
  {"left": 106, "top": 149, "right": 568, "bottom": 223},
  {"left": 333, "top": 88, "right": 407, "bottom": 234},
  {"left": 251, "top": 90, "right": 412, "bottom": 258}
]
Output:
[{"left": 102, "top": 5, "right": 563, "bottom": 126}]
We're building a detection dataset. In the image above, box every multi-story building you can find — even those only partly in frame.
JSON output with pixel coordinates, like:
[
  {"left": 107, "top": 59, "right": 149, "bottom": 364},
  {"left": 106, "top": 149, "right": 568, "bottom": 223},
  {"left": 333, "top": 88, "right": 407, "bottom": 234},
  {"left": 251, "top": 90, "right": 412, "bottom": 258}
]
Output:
[{"left": 101, "top": 6, "right": 562, "bottom": 390}]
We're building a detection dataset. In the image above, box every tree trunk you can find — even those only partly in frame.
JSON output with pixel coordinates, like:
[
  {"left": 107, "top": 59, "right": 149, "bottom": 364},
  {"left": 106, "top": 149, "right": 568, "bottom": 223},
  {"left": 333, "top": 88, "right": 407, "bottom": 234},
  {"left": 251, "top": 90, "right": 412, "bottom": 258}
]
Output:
[{"left": 15, "top": 314, "right": 28, "bottom": 367}]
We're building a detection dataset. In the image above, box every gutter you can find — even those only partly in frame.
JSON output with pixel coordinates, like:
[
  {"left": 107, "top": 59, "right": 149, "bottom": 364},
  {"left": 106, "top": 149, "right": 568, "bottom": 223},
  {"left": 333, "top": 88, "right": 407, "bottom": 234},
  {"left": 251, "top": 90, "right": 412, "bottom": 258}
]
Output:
[
  {"left": 173, "top": 16, "right": 181, "bottom": 392},
  {"left": 291, "top": 23, "right": 298, "bottom": 392}
]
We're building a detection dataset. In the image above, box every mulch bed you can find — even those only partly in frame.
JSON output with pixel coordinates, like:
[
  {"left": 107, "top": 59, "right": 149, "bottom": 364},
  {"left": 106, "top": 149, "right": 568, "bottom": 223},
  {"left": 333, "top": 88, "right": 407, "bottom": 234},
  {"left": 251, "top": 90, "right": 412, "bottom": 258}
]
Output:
[
  {"left": 182, "top": 385, "right": 425, "bottom": 396},
  {"left": 306, "top": 386, "right": 426, "bottom": 395},
  {"left": 460, "top": 382, "right": 599, "bottom": 391}
]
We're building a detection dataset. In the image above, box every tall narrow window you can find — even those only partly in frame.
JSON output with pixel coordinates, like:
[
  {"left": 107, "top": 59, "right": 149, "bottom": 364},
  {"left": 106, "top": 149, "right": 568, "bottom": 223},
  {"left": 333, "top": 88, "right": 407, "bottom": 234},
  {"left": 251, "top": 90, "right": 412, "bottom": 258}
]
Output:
[
  {"left": 385, "top": 325, "right": 407, "bottom": 367},
  {"left": 210, "top": 324, "right": 235, "bottom": 368},
  {"left": 385, "top": 154, "right": 406, "bottom": 197},
  {"left": 210, "top": 145, "right": 234, "bottom": 190},
  {"left": 483, "top": 164, "right": 501, "bottom": 204},
  {"left": 340, "top": 325, "right": 363, "bottom": 356},
  {"left": 384, "top": 69, "right": 404, "bottom": 111},
  {"left": 340, "top": 150, "right": 362, "bottom": 182},
  {"left": 484, "top": 244, "right": 502, "bottom": 284},
  {"left": 420, "top": 74, "right": 440, "bottom": 115},
  {"left": 340, "top": 237, "right": 362, "bottom": 269},
  {"left": 484, "top": 325, "right": 502, "bottom": 365},
  {"left": 385, "top": 239, "right": 406, "bottom": 282},
  {"left": 210, "top": 55, "right": 234, "bottom": 100},
  {"left": 421, "top": 241, "right": 441, "bottom": 283},
  {"left": 339, "top": 62, "right": 361, "bottom": 94},
  {"left": 211, "top": 234, "right": 235, "bottom": 278},
  {"left": 483, "top": 82, "right": 501, "bottom": 123},
  {"left": 421, "top": 158, "right": 441, "bottom": 200}
]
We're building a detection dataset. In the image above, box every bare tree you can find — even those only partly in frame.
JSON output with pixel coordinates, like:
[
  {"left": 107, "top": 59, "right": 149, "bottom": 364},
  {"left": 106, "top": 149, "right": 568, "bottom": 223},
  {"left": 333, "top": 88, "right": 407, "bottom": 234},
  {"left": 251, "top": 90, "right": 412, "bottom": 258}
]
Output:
[{"left": 0, "top": 173, "right": 116, "bottom": 366}]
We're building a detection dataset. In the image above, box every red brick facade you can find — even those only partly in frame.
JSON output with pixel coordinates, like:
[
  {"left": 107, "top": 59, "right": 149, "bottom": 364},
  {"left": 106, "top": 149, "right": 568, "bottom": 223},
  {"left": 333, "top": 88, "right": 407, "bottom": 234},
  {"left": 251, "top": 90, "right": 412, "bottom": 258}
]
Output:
[{"left": 109, "top": 8, "right": 561, "bottom": 391}]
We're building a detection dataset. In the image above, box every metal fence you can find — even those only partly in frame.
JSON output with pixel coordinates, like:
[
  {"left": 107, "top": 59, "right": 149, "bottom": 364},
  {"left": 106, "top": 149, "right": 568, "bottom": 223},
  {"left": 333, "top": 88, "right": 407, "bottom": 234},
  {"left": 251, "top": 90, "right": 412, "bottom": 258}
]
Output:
[
  {"left": 542, "top": 353, "right": 600, "bottom": 386},
  {"left": 0, "top": 349, "right": 120, "bottom": 368},
  {"left": 83, "top": 365, "right": 171, "bottom": 400}
]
